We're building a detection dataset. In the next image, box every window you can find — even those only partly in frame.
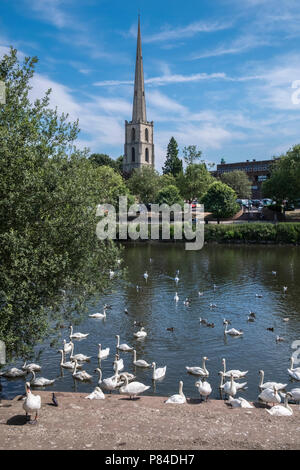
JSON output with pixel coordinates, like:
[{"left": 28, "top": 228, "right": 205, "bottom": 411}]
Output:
[
  {"left": 132, "top": 147, "right": 135, "bottom": 162},
  {"left": 145, "top": 128, "right": 149, "bottom": 142},
  {"left": 131, "top": 128, "right": 135, "bottom": 142},
  {"left": 145, "top": 148, "right": 149, "bottom": 162}
]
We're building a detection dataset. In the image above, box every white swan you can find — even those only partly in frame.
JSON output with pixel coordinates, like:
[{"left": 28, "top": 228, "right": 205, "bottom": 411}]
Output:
[
  {"left": 219, "top": 372, "right": 247, "bottom": 394},
  {"left": 98, "top": 343, "right": 110, "bottom": 360},
  {"left": 152, "top": 362, "right": 166, "bottom": 380},
  {"left": 0, "top": 367, "right": 26, "bottom": 378},
  {"left": 228, "top": 396, "right": 254, "bottom": 408},
  {"left": 280, "top": 388, "right": 300, "bottom": 403},
  {"left": 115, "top": 335, "right": 133, "bottom": 352},
  {"left": 165, "top": 381, "right": 186, "bottom": 404},
  {"left": 174, "top": 292, "right": 179, "bottom": 302},
  {"left": 63, "top": 339, "right": 73, "bottom": 355},
  {"left": 224, "top": 325, "right": 243, "bottom": 336},
  {"left": 133, "top": 327, "right": 147, "bottom": 338},
  {"left": 266, "top": 393, "right": 293, "bottom": 416},
  {"left": 23, "top": 382, "right": 41, "bottom": 424},
  {"left": 89, "top": 309, "right": 107, "bottom": 319},
  {"left": 29, "top": 370, "right": 55, "bottom": 387},
  {"left": 133, "top": 350, "right": 151, "bottom": 368},
  {"left": 119, "top": 375, "right": 150, "bottom": 399},
  {"left": 221, "top": 373, "right": 237, "bottom": 397},
  {"left": 221, "top": 358, "right": 248, "bottom": 379},
  {"left": 22, "top": 362, "right": 41, "bottom": 372},
  {"left": 85, "top": 387, "right": 105, "bottom": 400},
  {"left": 287, "top": 357, "right": 300, "bottom": 380},
  {"left": 58, "top": 349, "right": 82, "bottom": 370},
  {"left": 95, "top": 366, "right": 124, "bottom": 392},
  {"left": 113, "top": 354, "right": 124, "bottom": 372},
  {"left": 186, "top": 356, "right": 209, "bottom": 377},
  {"left": 70, "top": 343, "right": 91, "bottom": 362},
  {"left": 72, "top": 360, "right": 92, "bottom": 381},
  {"left": 258, "top": 370, "right": 287, "bottom": 391},
  {"left": 175, "top": 276, "right": 179, "bottom": 284},
  {"left": 258, "top": 386, "right": 281, "bottom": 406},
  {"left": 69, "top": 325, "right": 89, "bottom": 339},
  {"left": 195, "top": 379, "right": 212, "bottom": 401}
]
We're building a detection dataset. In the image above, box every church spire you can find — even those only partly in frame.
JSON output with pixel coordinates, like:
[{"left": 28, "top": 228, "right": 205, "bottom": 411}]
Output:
[{"left": 132, "top": 15, "right": 147, "bottom": 122}]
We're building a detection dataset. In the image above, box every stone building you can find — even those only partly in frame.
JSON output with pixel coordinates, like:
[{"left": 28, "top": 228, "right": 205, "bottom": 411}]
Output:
[{"left": 123, "top": 16, "right": 154, "bottom": 174}]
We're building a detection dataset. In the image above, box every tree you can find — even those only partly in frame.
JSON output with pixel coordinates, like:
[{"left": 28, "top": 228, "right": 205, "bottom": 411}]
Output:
[
  {"left": 155, "top": 185, "right": 184, "bottom": 206},
  {"left": 89, "top": 153, "right": 123, "bottom": 174},
  {"left": 159, "top": 173, "right": 177, "bottom": 189},
  {"left": 177, "top": 164, "right": 215, "bottom": 201},
  {"left": 162, "top": 137, "right": 183, "bottom": 176},
  {"left": 126, "top": 166, "right": 160, "bottom": 205},
  {"left": 220, "top": 170, "right": 252, "bottom": 199},
  {"left": 263, "top": 145, "right": 300, "bottom": 203},
  {"left": 201, "top": 181, "right": 239, "bottom": 223},
  {"left": 0, "top": 48, "right": 125, "bottom": 359},
  {"left": 182, "top": 145, "right": 202, "bottom": 166}
]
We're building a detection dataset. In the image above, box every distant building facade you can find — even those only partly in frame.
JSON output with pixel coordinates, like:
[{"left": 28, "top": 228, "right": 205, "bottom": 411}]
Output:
[
  {"left": 214, "top": 159, "right": 277, "bottom": 199},
  {"left": 123, "top": 17, "right": 154, "bottom": 175}
]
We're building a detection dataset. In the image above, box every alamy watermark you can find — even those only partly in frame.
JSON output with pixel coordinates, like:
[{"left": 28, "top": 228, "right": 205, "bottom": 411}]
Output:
[
  {"left": 96, "top": 197, "right": 204, "bottom": 251},
  {"left": 0, "top": 81, "right": 6, "bottom": 105}
]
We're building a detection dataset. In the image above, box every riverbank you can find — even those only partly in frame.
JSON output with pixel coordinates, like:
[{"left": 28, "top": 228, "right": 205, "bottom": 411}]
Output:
[{"left": 1, "top": 391, "right": 299, "bottom": 450}]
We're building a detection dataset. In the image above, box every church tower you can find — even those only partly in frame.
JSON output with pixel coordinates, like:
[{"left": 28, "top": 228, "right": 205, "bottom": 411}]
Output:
[{"left": 123, "top": 16, "right": 154, "bottom": 174}]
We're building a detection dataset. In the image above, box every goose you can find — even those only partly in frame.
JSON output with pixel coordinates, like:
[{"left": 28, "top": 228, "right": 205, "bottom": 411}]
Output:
[
  {"left": 72, "top": 360, "right": 92, "bottom": 382},
  {"left": 58, "top": 349, "right": 82, "bottom": 370},
  {"left": 119, "top": 375, "right": 150, "bottom": 399},
  {"left": 29, "top": 370, "right": 55, "bottom": 387},
  {"left": 85, "top": 387, "right": 105, "bottom": 400},
  {"left": 195, "top": 379, "right": 212, "bottom": 401},
  {"left": 89, "top": 309, "right": 107, "bottom": 319},
  {"left": 186, "top": 356, "right": 209, "bottom": 377},
  {"left": 221, "top": 359, "right": 248, "bottom": 379},
  {"left": 0, "top": 367, "right": 26, "bottom": 378},
  {"left": 115, "top": 335, "right": 133, "bottom": 352},
  {"left": 258, "top": 386, "right": 281, "bottom": 406},
  {"left": 152, "top": 362, "right": 167, "bottom": 380},
  {"left": 143, "top": 271, "right": 148, "bottom": 281},
  {"left": 22, "top": 362, "right": 41, "bottom": 372},
  {"left": 63, "top": 339, "right": 73, "bottom": 355},
  {"left": 280, "top": 388, "right": 300, "bottom": 403},
  {"left": 113, "top": 354, "right": 124, "bottom": 372},
  {"left": 258, "top": 370, "right": 287, "bottom": 391},
  {"left": 227, "top": 396, "right": 253, "bottom": 408},
  {"left": 287, "top": 357, "right": 300, "bottom": 381},
  {"left": 69, "top": 325, "right": 89, "bottom": 340},
  {"left": 133, "top": 350, "right": 151, "bottom": 368},
  {"left": 165, "top": 380, "right": 186, "bottom": 404},
  {"left": 266, "top": 393, "right": 293, "bottom": 416},
  {"left": 174, "top": 292, "right": 179, "bottom": 302},
  {"left": 133, "top": 327, "right": 147, "bottom": 338},
  {"left": 95, "top": 367, "right": 123, "bottom": 392},
  {"left": 183, "top": 298, "right": 190, "bottom": 307},
  {"left": 23, "top": 382, "right": 41, "bottom": 424},
  {"left": 224, "top": 325, "right": 243, "bottom": 336},
  {"left": 98, "top": 344, "right": 110, "bottom": 360},
  {"left": 219, "top": 372, "right": 247, "bottom": 393},
  {"left": 70, "top": 343, "right": 91, "bottom": 362}
]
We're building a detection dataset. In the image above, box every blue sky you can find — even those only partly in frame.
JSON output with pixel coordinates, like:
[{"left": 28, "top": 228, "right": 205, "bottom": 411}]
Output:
[{"left": 1, "top": 0, "right": 300, "bottom": 170}]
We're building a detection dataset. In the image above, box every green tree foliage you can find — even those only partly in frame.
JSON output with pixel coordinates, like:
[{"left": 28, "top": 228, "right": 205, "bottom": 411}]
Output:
[
  {"left": 162, "top": 137, "right": 183, "bottom": 176},
  {"left": 177, "top": 164, "right": 215, "bottom": 201},
  {"left": 220, "top": 170, "right": 252, "bottom": 199},
  {"left": 201, "top": 181, "right": 239, "bottom": 223},
  {"left": 126, "top": 166, "right": 160, "bottom": 204},
  {"left": 263, "top": 145, "right": 300, "bottom": 203},
  {"left": 89, "top": 153, "right": 123, "bottom": 174},
  {"left": 155, "top": 185, "right": 184, "bottom": 206},
  {"left": 0, "top": 48, "right": 125, "bottom": 359},
  {"left": 182, "top": 145, "right": 202, "bottom": 166},
  {"left": 159, "top": 173, "right": 177, "bottom": 189}
]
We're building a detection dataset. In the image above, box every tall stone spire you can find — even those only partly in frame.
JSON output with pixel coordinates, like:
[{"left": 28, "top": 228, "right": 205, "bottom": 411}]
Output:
[{"left": 132, "top": 15, "right": 147, "bottom": 122}]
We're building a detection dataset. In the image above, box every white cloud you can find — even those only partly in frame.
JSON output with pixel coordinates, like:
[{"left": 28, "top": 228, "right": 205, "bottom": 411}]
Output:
[{"left": 192, "top": 35, "right": 270, "bottom": 60}]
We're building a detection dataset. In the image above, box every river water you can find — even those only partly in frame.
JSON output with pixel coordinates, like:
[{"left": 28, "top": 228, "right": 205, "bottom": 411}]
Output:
[{"left": 1, "top": 243, "right": 300, "bottom": 401}]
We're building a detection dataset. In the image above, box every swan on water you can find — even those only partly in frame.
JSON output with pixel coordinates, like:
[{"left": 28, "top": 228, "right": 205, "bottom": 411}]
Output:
[
  {"left": 58, "top": 350, "right": 82, "bottom": 370},
  {"left": 70, "top": 343, "right": 91, "bottom": 362},
  {"left": 63, "top": 339, "right": 73, "bottom": 355},
  {"left": 174, "top": 292, "right": 179, "bottom": 302},
  {"left": 165, "top": 381, "right": 186, "bottom": 404},
  {"left": 98, "top": 344, "right": 110, "bottom": 360},
  {"left": 69, "top": 325, "right": 89, "bottom": 340},
  {"left": 22, "top": 362, "right": 41, "bottom": 372},
  {"left": 113, "top": 354, "right": 124, "bottom": 372},
  {"left": 221, "top": 359, "right": 248, "bottom": 379},
  {"left": 287, "top": 357, "right": 300, "bottom": 381},
  {"left": 224, "top": 325, "right": 243, "bottom": 336},
  {"left": 266, "top": 392, "right": 293, "bottom": 416},
  {"left": 72, "top": 360, "right": 92, "bottom": 382},
  {"left": 186, "top": 357, "right": 209, "bottom": 377},
  {"left": 29, "top": 370, "right": 55, "bottom": 387},
  {"left": 195, "top": 379, "right": 212, "bottom": 401},
  {"left": 119, "top": 375, "right": 150, "bottom": 399},
  {"left": 152, "top": 362, "right": 166, "bottom": 380},
  {"left": 133, "top": 327, "right": 147, "bottom": 338},
  {"left": 133, "top": 350, "right": 151, "bottom": 368},
  {"left": 219, "top": 372, "right": 247, "bottom": 394},
  {"left": 23, "top": 382, "right": 41, "bottom": 424},
  {"left": 95, "top": 364, "right": 124, "bottom": 392},
  {"left": 0, "top": 367, "right": 26, "bottom": 378},
  {"left": 89, "top": 309, "right": 107, "bottom": 319},
  {"left": 258, "top": 370, "right": 287, "bottom": 391},
  {"left": 85, "top": 387, "right": 105, "bottom": 400},
  {"left": 115, "top": 335, "right": 133, "bottom": 352}
]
